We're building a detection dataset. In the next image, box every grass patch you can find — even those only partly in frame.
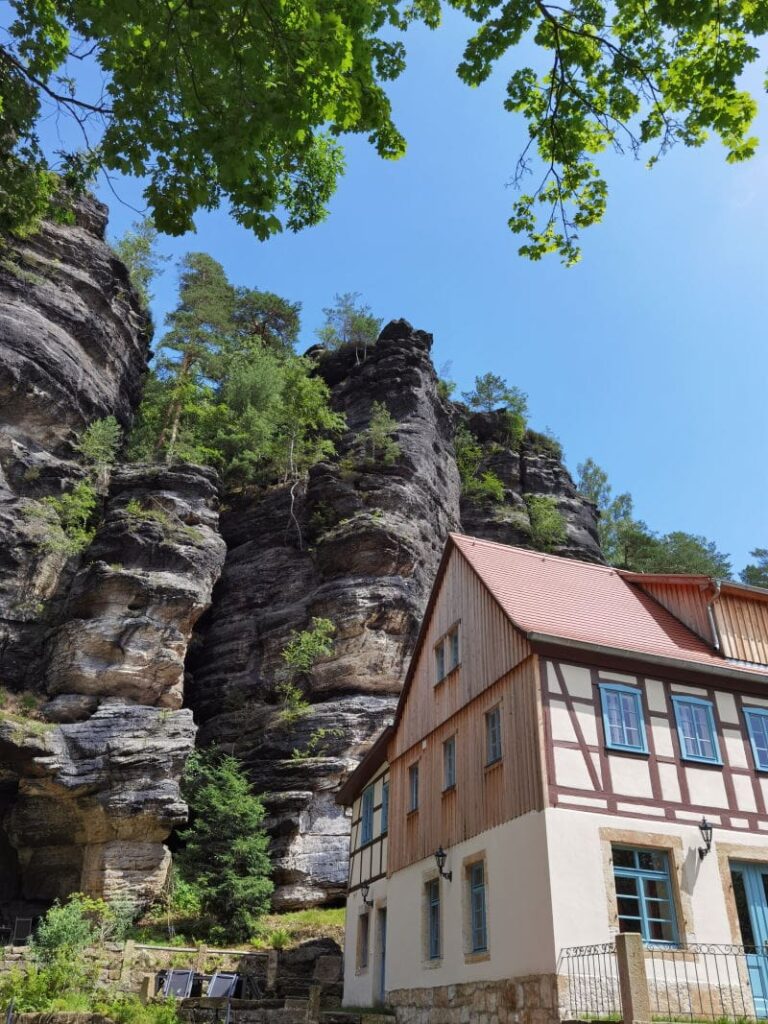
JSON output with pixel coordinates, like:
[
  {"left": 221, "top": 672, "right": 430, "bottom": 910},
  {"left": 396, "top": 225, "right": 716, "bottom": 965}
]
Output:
[{"left": 130, "top": 905, "right": 345, "bottom": 951}]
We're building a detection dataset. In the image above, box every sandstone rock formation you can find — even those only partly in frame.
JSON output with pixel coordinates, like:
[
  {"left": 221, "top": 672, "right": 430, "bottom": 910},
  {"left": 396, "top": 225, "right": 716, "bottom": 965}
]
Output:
[
  {"left": 0, "top": 202, "right": 225, "bottom": 908},
  {"left": 188, "top": 322, "right": 462, "bottom": 907},
  {"left": 0, "top": 464, "right": 226, "bottom": 906},
  {"left": 0, "top": 195, "right": 151, "bottom": 687}
]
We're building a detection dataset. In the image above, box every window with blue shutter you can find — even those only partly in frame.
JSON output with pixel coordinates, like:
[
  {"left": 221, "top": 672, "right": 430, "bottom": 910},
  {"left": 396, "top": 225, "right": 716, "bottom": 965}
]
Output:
[
  {"left": 469, "top": 861, "right": 488, "bottom": 952},
  {"left": 744, "top": 707, "right": 768, "bottom": 771},
  {"left": 672, "top": 696, "right": 721, "bottom": 765},
  {"left": 599, "top": 683, "right": 648, "bottom": 754},
  {"left": 360, "top": 785, "right": 374, "bottom": 845}
]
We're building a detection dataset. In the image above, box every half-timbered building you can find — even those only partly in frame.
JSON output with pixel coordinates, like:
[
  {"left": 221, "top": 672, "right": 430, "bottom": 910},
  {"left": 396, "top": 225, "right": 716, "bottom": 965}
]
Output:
[{"left": 338, "top": 534, "right": 768, "bottom": 1021}]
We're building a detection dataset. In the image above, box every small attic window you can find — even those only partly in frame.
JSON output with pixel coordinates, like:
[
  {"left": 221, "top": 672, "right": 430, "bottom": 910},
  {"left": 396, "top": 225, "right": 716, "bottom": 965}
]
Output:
[{"left": 435, "top": 625, "right": 460, "bottom": 683}]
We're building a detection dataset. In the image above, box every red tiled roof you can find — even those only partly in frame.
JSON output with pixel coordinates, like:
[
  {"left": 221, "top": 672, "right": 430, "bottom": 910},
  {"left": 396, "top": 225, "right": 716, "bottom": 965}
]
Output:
[{"left": 451, "top": 534, "right": 764, "bottom": 675}]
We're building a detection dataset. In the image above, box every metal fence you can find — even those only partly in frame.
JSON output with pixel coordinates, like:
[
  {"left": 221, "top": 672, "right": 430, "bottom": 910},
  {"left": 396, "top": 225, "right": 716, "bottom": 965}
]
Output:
[
  {"left": 558, "top": 940, "right": 761, "bottom": 1022},
  {"left": 645, "top": 943, "right": 758, "bottom": 1022},
  {"left": 558, "top": 943, "right": 622, "bottom": 1020}
]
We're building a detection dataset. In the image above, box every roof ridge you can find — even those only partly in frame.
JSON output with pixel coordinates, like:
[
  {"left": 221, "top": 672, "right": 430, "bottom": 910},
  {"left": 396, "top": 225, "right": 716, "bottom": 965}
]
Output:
[{"left": 449, "top": 532, "right": 616, "bottom": 574}]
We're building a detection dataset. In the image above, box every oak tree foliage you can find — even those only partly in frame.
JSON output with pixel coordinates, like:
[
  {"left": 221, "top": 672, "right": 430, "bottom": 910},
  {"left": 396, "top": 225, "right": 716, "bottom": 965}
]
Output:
[{"left": 5, "top": 1, "right": 766, "bottom": 260}]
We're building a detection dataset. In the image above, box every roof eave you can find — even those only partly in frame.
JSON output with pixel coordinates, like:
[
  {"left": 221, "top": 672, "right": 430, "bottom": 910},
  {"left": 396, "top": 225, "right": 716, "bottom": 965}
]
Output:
[
  {"left": 335, "top": 725, "right": 393, "bottom": 806},
  {"left": 526, "top": 632, "right": 768, "bottom": 684}
]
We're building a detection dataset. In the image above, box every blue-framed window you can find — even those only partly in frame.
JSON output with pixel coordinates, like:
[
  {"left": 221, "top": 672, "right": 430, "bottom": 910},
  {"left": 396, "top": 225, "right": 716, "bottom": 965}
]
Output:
[
  {"left": 409, "top": 763, "right": 419, "bottom": 812},
  {"left": 381, "top": 780, "right": 389, "bottom": 833},
  {"left": 599, "top": 683, "right": 648, "bottom": 754},
  {"left": 443, "top": 735, "right": 456, "bottom": 790},
  {"left": 469, "top": 861, "right": 488, "bottom": 952},
  {"left": 360, "top": 785, "right": 374, "bottom": 845},
  {"left": 427, "top": 878, "right": 441, "bottom": 959},
  {"left": 485, "top": 707, "right": 502, "bottom": 765},
  {"left": 612, "top": 846, "right": 679, "bottom": 945},
  {"left": 744, "top": 707, "right": 768, "bottom": 771},
  {"left": 672, "top": 695, "right": 722, "bottom": 764}
]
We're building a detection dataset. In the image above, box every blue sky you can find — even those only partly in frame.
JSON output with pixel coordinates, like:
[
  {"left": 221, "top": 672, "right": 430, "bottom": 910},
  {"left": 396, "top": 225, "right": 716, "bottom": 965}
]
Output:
[{"left": 37, "top": 7, "right": 768, "bottom": 574}]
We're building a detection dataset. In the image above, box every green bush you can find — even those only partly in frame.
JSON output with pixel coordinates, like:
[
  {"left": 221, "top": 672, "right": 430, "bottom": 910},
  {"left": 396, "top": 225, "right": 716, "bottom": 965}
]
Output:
[
  {"left": 525, "top": 428, "right": 564, "bottom": 460},
  {"left": 36, "top": 480, "right": 98, "bottom": 555},
  {"left": 32, "top": 894, "right": 99, "bottom": 963},
  {"left": 360, "top": 401, "right": 401, "bottom": 466},
  {"left": 525, "top": 494, "right": 567, "bottom": 551},
  {"left": 281, "top": 617, "right": 335, "bottom": 672},
  {"left": 75, "top": 416, "right": 123, "bottom": 471}
]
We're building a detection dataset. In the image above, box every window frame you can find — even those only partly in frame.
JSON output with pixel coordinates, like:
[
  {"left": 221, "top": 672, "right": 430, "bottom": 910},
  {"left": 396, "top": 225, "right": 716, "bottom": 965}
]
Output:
[
  {"left": 427, "top": 878, "right": 441, "bottom": 960},
  {"left": 611, "top": 845, "right": 679, "bottom": 947},
  {"left": 744, "top": 707, "right": 768, "bottom": 772},
  {"left": 360, "top": 784, "right": 374, "bottom": 846},
  {"left": 381, "top": 779, "right": 389, "bottom": 834},
  {"left": 435, "top": 642, "right": 445, "bottom": 683},
  {"left": 357, "top": 911, "right": 370, "bottom": 971},
  {"left": 468, "top": 860, "right": 488, "bottom": 953},
  {"left": 599, "top": 683, "right": 649, "bottom": 755},
  {"left": 671, "top": 695, "right": 722, "bottom": 765},
  {"left": 447, "top": 626, "right": 460, "bottom": 672},
  {"left": 408, "top": 762, "right": 420, "bottom": 813},
  {"left": 443, "top": 735, "right": 456, "bottom": 791},
  {"left": 485, "top": 705, "right": 502, "bottom": 766},
  {"left": 434, "top": 623, "right": 460, "bottom": 684}
]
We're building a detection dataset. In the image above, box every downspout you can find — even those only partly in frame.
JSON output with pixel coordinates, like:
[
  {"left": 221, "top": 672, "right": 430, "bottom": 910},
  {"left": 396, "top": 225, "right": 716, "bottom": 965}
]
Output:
[{"left": 706, "top": 580, "right": 723, "bottom": 652}]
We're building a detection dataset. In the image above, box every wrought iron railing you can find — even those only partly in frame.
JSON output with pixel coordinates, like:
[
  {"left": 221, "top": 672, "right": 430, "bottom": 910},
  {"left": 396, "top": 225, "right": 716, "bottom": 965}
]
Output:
[
  {"left": 558, "top": 943, "right": 622, "bottom": 1020},
  {"left": 645, "top": 943, "right": 757, "bottom": 1022},
  {"left": 558, "top": 941, "right": 762, "bottom": 1022}
]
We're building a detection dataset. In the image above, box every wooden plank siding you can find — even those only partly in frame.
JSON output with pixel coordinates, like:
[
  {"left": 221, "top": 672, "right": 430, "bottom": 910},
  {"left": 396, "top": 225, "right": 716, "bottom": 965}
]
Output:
[
  {"left": 636, "top": 580, "right": 713, "bottom": 642},
  {"left": 716, "top": 593, "right": 768, "bottom": 665},
  {"left": 390, "top": 547, "right": 532, "bottom": 761},
  {"left": 387, "top": 655, "right": 545, "bottom": 874}
]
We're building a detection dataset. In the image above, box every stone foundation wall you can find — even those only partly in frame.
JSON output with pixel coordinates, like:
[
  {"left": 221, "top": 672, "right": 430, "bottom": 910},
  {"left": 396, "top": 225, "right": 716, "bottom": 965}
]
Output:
[
  {"left": 0, "top": 938, "right": 341, "bottom": 1002},
  {"left": 387, "top": 975, "right": 562, "bottom": 1024}
]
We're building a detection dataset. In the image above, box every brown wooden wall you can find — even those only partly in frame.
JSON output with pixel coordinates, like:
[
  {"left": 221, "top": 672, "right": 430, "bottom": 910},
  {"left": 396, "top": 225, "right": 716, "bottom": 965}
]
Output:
[
  {"left": 636, "top": 580, "right": 712, "bottom": 642},
  {"left": 390, "top": 547, "right": 531, "bottom": 761},
  {"left": 716, "top": 593, "right": 768, "bottom": 665},
  {"left": 387, "top": 655, "right": 545, "bottom": 874}
]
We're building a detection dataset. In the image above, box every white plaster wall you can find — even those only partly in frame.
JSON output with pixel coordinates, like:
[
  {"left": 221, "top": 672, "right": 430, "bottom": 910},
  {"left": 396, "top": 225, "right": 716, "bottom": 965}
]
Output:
[
  {"left": 343, "top": 885, "right": 389, "bottom": 1007},
  {"left": 384, "top": 811, "right": 555, "bottom": 993},
  {"left": 545, "top": 806, "right": 768, "bottom": 952}
]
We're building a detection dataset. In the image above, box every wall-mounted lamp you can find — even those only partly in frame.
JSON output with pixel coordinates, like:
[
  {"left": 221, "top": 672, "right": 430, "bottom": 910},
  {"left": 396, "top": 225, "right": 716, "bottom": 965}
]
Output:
[
  {"left": 698, "top": 817, "right": 714, "bottom": 860},
  {"left": 434, "top": 846, "right": 452, "bottom": 882},
  {"left": 361, "top": 881, "right": 374, "bottom": 907}
]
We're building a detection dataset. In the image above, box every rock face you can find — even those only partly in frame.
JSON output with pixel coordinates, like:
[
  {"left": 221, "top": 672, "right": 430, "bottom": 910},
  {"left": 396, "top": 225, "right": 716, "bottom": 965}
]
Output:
[
  {"left": 189, "top": 320, "right": 602, "bottom": 907},
  {"left": 0, "top": 196, "right": 151, "bottom": 687},
  {"left": 459, "top": 411, "right": 602, "bottom": 561},
  {"left": 0, "top": 203, "right": 225, "bottom": 908},
  {"left": 188, "top": 322, "right": 462, "bottom": 907},
  {"left": 0, "top": 464, "right": 226, "bottom": 906}
]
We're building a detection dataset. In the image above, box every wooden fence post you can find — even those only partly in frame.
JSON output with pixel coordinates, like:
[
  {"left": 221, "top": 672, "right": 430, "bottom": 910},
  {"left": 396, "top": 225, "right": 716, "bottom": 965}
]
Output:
[{"left": 615, "top": 933, "right": 651, "bottom": 1024}]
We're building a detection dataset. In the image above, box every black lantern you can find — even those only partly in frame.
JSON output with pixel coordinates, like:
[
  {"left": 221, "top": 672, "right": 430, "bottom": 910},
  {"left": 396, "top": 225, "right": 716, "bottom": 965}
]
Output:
[
  {"left": 698, "top": 817, "right": 714, "bottom": 859},
  {"left": 361, "top": 881, "right": 374, "bottom": 907},
  {"left": 434, "top": 846, "right": 452, "bottom": 882}
]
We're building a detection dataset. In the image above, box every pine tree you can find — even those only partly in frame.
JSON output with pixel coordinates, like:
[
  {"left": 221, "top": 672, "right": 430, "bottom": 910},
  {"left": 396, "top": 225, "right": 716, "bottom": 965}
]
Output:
[
  {"left": 154, "top": 253, "right": 236, "bottom": 462},
  {"left": 178, "top": 750, "right": 273, "bottom": 940}
]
